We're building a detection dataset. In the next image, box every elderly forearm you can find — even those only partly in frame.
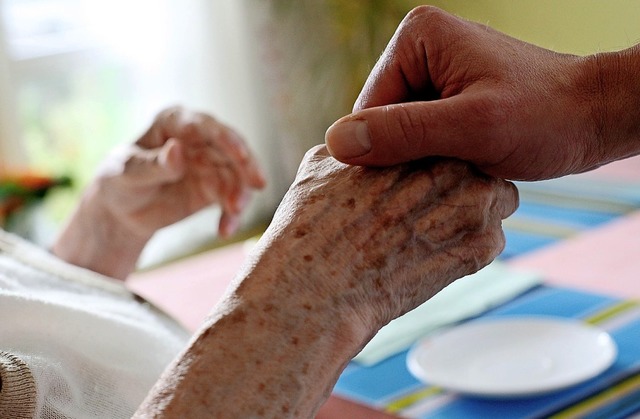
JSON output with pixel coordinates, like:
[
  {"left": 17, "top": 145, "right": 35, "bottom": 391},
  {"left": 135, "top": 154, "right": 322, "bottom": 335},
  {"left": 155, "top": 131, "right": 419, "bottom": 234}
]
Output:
[{"left": 133, "top": 237, "right": 371, "bottom": 418}]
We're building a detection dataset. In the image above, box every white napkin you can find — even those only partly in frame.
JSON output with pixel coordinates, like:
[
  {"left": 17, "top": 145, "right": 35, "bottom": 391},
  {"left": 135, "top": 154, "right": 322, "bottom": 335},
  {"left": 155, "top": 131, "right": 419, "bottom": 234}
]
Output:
[{"left": 353, "top": 261, "right": 542, "bottom": 366}]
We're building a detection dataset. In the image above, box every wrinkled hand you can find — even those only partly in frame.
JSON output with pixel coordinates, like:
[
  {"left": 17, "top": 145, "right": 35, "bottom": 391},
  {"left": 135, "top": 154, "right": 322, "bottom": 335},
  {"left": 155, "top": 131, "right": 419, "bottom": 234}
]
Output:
[
  {"left": 97, "top": 106, "right": 265, "bottom": 239},
  {"left": 326, "top": 6, "right": 640, "bottom": 180},
  {"left": 263, "top": 145, "right": 518, "bottom": 329},
  {"left": 52, "top": 106, "right": 265, "bottom": 279}
]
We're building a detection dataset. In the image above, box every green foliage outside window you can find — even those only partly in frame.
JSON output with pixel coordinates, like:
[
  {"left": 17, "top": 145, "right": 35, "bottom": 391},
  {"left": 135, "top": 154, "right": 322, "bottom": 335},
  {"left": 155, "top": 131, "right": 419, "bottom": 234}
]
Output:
[{"left": 18, "top": 62, "right": 134, "bottom": 224}]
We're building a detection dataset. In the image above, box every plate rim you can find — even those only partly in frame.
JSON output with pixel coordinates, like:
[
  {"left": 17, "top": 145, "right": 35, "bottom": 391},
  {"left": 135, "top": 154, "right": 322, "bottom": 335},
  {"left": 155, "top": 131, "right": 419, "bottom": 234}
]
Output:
[{"left": 406, "top": 315, "right": 618, "bottom": 398}]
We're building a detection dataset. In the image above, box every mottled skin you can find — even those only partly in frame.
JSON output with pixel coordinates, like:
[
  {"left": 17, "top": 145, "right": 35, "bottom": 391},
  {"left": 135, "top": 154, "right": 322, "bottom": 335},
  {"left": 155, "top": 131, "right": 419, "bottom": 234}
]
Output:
[{"left": 134, "top": 145, "right": 518, "bottom": 418}]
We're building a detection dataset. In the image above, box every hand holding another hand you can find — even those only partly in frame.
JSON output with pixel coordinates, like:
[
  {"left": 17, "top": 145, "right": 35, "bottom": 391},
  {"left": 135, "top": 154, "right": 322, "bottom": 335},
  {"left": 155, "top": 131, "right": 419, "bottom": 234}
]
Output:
[
  {"left": 261, "top": 145, "right": 518, "bottom": 329},
  {"left": 326, "top": 6, "right": 640, "bottom": 180}
]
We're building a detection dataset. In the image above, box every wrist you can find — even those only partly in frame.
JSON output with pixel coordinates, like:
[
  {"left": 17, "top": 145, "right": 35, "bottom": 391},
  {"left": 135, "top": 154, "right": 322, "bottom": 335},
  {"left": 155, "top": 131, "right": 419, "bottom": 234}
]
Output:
[
  {"left": 51, "top": 185, "right": 151, "bottom": 279},
  {"left": 582, "top": 45, "right": 640, "bottom": 165},
  {"left": 237, "top": 234, "right": 376, "bottom": 356}
]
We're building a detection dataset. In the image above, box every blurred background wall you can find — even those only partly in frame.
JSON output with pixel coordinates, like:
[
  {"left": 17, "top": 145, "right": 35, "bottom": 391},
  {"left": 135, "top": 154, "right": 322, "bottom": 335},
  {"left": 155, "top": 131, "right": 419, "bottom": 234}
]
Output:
[
  {"left": 430, "top": 0, "right": 640, "bottom": 54},
  {"left": 0, "top": 0, "right": 639, "bottom": 267}
]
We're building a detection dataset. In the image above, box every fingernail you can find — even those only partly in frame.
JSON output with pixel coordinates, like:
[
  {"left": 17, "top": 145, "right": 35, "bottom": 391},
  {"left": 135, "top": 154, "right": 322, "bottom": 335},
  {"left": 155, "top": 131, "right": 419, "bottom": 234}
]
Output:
[
  {"left": 221, "top": 215, "right": 240, "bottom": 238},
  {"left": 159, "top": 139, "right": 184, "bottom": 179},
  {"left": 325, "top": 119, "right": 371, "bottom": 159},
  {"left": 250, "top": 165, "right": 267, "bottom": 188},
  {"left": 233, "top": 190, "right": 250, "bottom": 213}
]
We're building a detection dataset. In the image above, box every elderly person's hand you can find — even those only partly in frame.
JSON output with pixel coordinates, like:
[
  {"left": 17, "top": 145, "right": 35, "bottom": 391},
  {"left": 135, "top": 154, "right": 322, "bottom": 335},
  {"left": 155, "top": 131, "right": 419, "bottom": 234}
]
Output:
[
  {"left": 257, "top": 145, "right": 517, "bottom": 327},
  {"left": 326, "top": 6, "right": 640, "bottom": 181},
  {"left": 52, "top": 106, "right": 265, "bottom": 280},
  {"left": 94, "top": 106, "right": 265, "bottom": 238},
  {"left": 135, "top": 145, "right": 518, "bottom": 418}
]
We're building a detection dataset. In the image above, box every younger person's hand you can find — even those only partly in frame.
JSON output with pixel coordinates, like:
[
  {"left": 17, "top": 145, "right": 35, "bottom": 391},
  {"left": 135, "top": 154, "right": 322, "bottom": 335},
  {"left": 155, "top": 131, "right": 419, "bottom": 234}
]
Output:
[{"left": 326, "top": 6, "right": 640, "bottom": 180}]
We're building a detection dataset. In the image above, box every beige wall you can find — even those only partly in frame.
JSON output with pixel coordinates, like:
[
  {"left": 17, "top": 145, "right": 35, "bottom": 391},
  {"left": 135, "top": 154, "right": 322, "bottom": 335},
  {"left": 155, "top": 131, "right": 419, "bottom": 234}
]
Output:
[{"left": 416, "top": 1, "right": 640, "bottom": 54}]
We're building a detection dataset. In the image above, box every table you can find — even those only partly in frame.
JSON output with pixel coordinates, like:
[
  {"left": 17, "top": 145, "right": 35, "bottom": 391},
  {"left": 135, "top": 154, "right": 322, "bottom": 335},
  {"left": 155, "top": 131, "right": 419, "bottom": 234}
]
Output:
[{"left": 128, "top": 157, "right": 640, "bottom": 418}]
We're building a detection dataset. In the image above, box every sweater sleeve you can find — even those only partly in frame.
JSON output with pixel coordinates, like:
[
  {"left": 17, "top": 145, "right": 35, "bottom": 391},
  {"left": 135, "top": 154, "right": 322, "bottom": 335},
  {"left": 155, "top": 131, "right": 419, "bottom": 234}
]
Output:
[{"left": 0, "top": 351, "right": 36, "bottom": 419}]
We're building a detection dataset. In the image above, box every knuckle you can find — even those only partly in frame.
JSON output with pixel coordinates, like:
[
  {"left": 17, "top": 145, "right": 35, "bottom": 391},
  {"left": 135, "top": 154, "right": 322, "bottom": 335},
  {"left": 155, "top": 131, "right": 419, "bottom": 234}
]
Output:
[
  {"left": 297, "top": 145, "right": 326, "bottom": 177},
  {"left": 466, "top": 231, "right": 505, "bottom": 270},
  {"left": 181, "top": 121, "right": 200, "bottom": 138},
  {"left": 158, "top": 105, "right": 184, "bottom": 121},
  {"left": 404, "top": 5, "right": 445, "bottom": 26},
  {"left": 309, "top": 143, "right": 326, "bottom": 154},
  {"left": 304, "top": 144, "right": 328, "bottom": 160},
  {"left": 401, "top": 6, "right": 450, "bottom": 47},
  {"left": 500, "top": 180, "right": 520, "bottom": 217},
  {"left": 198, "top": 111, "right": 218, "bottom": 128}
]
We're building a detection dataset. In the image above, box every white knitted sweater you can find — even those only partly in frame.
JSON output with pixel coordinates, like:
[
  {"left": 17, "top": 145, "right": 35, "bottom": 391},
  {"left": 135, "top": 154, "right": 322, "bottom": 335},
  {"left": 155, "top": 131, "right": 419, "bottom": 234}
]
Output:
[{"left": 0, "top": 230, "right": 190, "bottom": 418}]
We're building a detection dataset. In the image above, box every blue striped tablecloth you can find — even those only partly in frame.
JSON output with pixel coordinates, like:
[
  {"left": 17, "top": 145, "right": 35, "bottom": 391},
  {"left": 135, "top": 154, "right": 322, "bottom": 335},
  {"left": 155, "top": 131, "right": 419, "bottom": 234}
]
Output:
[
  {"left": 334, "top": 286, "right": 640, "bottom": 418},
  {"left": 502, "top": 177, "right": 640, "bottom": 258}
]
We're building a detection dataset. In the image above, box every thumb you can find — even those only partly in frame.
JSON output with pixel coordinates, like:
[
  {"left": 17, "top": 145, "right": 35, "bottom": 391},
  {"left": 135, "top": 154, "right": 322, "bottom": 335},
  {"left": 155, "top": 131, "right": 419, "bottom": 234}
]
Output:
[
  {"left": 116, "top": 139, "right": 186, "bottom": 186},
  {"left": 325, "top": 95, "right": 498, "bottom": 167},
  {"left": 157, "top": 138, "right": 186, "bottom": 181}
]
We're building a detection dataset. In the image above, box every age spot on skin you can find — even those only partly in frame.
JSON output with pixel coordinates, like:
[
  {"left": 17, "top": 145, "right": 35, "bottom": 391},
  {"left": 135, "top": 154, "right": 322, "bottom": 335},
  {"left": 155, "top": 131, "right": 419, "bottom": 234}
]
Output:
[
  {"left": 303, "top": 254, "right": 313, "bottom": 262},
  {"left": 302, "top": 362, "right": 310, "bottom": 375},
  {"left": 381, "top": 214, "right": 398, "bottom": 229},
  {"left": 262, "top": 303, "right": 275, "bottom": 313},
  {"left": 372, "top": 255, "right": 388, "bottom": 270},
  {"left": 229, "top": 309, "right": 247, "bottom": 324},
  {"left": 341, "top": 198, "right": 356, "bottom": 209},
  {"left": 306, "top": 193, "right": 326, "bottom": 205},
  {"left": 294, "top": 227, "right": 308, "bottom": 238}
]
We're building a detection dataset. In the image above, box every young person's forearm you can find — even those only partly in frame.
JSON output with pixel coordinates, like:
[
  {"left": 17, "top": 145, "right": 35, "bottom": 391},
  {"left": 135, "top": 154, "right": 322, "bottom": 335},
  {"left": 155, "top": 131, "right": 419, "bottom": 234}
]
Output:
[{"left": 584, "top": 44, "right": 640, "bottom": 166}]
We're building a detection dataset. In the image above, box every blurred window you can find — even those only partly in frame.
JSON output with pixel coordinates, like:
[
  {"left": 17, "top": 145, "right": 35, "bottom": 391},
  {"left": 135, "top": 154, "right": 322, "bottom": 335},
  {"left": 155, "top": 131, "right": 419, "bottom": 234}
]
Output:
[{"left": 0, "top": 0, "right": 172, "bottom": 224}]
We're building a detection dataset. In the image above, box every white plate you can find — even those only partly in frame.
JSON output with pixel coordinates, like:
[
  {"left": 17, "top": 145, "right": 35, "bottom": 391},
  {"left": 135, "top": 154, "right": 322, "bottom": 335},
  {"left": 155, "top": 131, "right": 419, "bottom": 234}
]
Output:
[{"left": 406, "top": 316, "right": 617, "bottom": 398}]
